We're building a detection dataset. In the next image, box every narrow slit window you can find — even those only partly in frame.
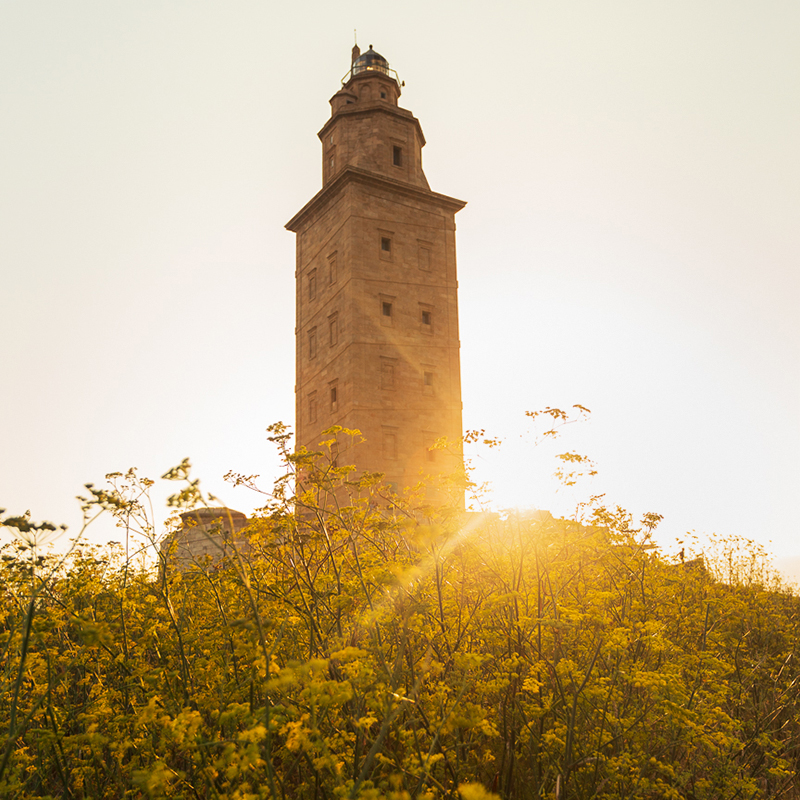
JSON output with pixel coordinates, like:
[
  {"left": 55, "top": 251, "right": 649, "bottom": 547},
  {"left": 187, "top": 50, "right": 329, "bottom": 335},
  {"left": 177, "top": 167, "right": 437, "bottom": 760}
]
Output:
[
  {"left": 308, "top": 269, "right": 317, "bottom": 300},
  {"left": 383, "top": 430, "right": 398, "bottom": 460},
  {"left": 421, "top": 310, "right": 432, "bottom": 326},
  {"left": 381, "top": 360, "right": 395, "bottom": 390},
  {"left": 329, "top": 313, "right": 338, "bottom": 346},
  {"left": 308, "top": 328, "right": 317, "bottom": 359},
  {"left": 424, "top": 371, "right": 433, "bottom": 386},
  {"left": 418, "top": 246, "right": 431, "bottom": 272},
  {"left": 309, "top": 393, "right": 317, "bottom": 423},
  {"left": 393, "top": 146, "right": 403, "bottom": 167},
  {"left": 381, "top": 237, "right": 391, "bottom": 252},
  {"left": 380, "top": 295, "right": 396, "bottom": 326},
  {"left": 425, "top": 437, "right": 437, "bottom": 462}
]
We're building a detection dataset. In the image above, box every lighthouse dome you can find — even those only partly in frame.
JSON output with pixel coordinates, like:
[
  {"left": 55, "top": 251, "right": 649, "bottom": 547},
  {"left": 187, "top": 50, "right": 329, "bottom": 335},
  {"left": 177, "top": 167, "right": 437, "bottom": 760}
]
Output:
[{"left": 352, "top": 46, "right": 390, "bottom": 76}]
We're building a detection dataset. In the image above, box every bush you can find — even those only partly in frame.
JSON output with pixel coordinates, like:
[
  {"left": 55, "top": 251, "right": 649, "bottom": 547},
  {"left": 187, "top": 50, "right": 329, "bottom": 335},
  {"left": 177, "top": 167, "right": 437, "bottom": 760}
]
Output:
[{"left": 2, "top": 426, "right": 799, "bottom": 799}]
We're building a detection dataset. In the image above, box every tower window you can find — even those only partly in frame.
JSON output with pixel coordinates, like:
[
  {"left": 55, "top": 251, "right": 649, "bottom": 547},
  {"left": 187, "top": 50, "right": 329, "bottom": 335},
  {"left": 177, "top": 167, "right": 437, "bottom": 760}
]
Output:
[
  {"left": 418, "top": 243, "right": 431, "bottom": 272},
  {"left": 382, "top": 429, "right": 398, "bottom": 460},
  {"left": 379, "top": 231, "right": 394, "bottom": 261},
  {"left": 329, "top": 312, "right": 339, "bottom": 346},
  {"left": 424, "top": 433, "right": 438, "bottom": 463},
  {"left": 380, "top": 91, "right": 386, "bottom": 99},
  {"left": 308, "top": 327, "right": 317, "bottom": 358},
  {"left": 381, "top": 359, "right": 396, "bottom": 390},
  {"left": 328, "top": 252, "right": 337, "bottom": 284},
  {"left": 380, "top": 294, "right": 396, "bottom": 326},
  {"left": 309, "top": 392, "right": 317, "bottom": 423},
  {"left": 424, "top": 371, "right": 433, "bottom": 386},
  {"left": 393, "top": 146, "right": 403, "bottom": 167},
  {"left": 330, "top": 381, "right": 338, "bottom": 411},
  {"left": 421, "top": 310, "right": 432, "bottom": 326},
  {"left": 308, "top": 269, "right": 317, "bottom": 300}
]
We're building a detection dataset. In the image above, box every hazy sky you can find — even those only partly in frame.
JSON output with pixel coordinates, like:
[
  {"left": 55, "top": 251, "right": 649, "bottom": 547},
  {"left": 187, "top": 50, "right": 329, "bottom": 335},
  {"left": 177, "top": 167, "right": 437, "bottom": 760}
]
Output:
[{"left": 2, "top": 2, "right": 798, "bottom": 578}]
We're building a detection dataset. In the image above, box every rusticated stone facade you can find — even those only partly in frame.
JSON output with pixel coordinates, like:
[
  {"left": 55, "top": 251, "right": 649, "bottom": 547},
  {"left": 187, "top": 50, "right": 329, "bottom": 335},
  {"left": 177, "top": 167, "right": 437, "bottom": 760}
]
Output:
[{"left": 286, "top": 47, "right": 465, "bottom": 499}]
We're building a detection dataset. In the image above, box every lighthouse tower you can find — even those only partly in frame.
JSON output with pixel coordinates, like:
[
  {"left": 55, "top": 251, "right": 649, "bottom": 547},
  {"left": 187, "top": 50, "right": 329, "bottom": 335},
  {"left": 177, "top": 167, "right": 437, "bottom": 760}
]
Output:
[{"left": 286, "top": 46, "right": 466, "bottom": 498}]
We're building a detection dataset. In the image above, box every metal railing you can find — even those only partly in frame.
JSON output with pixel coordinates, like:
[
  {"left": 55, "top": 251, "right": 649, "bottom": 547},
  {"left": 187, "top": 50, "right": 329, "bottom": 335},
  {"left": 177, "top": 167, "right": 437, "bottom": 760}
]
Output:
[{"left": 341, "top": 63, "right": 401, "bottom": 86}]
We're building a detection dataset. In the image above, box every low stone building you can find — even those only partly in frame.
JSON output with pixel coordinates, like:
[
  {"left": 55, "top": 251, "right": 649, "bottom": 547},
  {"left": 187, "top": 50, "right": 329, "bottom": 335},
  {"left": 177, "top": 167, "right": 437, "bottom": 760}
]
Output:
[{"left": 159, "top": 507, "right": 250, "bottom": 569}]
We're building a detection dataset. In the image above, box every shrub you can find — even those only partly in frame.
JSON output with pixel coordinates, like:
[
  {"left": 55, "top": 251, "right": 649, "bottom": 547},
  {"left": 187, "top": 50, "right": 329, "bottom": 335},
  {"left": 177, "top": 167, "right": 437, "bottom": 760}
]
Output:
[{"left": 1, "top": 427, "right": 798, "bottom": 799}]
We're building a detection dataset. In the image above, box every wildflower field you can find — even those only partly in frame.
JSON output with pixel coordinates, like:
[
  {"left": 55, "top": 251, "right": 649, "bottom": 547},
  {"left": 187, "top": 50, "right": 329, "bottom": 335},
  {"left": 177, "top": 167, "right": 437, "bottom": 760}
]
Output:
[{"left": 2, "top": 425, "right": 799, "bottom": 799}]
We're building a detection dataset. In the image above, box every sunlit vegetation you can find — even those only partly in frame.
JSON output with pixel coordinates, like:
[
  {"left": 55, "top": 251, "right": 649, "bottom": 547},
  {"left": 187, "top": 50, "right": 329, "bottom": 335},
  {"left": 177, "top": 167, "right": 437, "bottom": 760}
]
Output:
[{"left": 2, "top": 419, "right": 799, "bottom": 799}]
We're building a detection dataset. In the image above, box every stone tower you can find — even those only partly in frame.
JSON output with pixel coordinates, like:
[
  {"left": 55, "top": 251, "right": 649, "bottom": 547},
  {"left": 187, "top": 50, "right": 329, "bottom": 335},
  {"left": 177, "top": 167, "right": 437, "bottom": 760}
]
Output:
[{"left": 286, "top": 46, "right": 466, "bottom": 497}]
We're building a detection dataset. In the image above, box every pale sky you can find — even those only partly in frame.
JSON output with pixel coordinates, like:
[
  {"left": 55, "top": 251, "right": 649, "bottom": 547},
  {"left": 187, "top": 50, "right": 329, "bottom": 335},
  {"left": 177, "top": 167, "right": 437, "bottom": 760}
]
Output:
[{"left": 2, "top": 2, "right": 798, "bottom": 579}]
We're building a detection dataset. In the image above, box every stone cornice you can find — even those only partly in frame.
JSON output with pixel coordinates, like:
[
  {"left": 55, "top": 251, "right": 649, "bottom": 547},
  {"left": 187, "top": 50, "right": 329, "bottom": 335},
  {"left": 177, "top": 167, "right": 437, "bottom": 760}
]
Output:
[{"left": 285, "top": 166, "right": 467, "bottom": 232}]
